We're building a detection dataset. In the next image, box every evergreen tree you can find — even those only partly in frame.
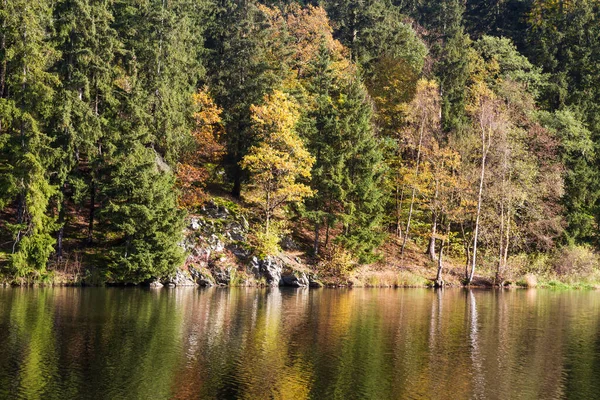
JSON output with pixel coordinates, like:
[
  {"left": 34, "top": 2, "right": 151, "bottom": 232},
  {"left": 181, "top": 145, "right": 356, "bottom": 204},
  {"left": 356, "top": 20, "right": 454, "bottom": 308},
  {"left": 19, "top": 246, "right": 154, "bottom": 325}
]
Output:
[
  {"left": 302, "top": 43, "right": 385, "bottom": 261},
  {"left": 52, "top": 0, "right": 123, "bottom": 252},
  {"left": 336, "top": 79, "right": 386, "bottom": 261},
  {"left": 0, "top": 0, "right": 60, "bottom": 276},
  {"left": 526, "top": 0, "right": 600, "bottom": 244},
  {"left": 205, "top": 0, "right": 289, "bottom": 197},
  {"left": 97, "top": 66, "right": 185, "bottom": 283},
  {"left": 112, "top": 0, "right": 206, "bottom": 164},
  {"left": 323, "top": 0, "right": 426, "bottom": 76},
  {"left": 100, "top": 144, "right": 185, "bottom": 283}
]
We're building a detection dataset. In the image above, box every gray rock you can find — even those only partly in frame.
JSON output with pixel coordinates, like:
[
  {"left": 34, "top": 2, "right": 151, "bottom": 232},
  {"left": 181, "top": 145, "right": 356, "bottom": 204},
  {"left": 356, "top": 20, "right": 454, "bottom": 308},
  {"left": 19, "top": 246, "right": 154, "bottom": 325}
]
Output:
[
  {"left": 190, "top": 218, "right": 201, "bottom": 230},
  {"left": 209, "top": 234, "right": 225, "bottom": 252},
  {"left": 213, "top": 267, "right": 231, "bottom": 285},
  {"left": 281, "top": 271, "right": 309, "bottom": 287},
  {"left": 227, "top": 244, "right": 250, "bottom": 259},
  {"left": 241, "top": 216, "right": 249, "bottom": 231},
  {"left": 259, "top": 256, "right": 283, "bottom": 287},
  {"left": 188, "top": 266, "right": 215, "bottom": 287},
  {"left": 148, "top": 280, "right": 163, "bottom": 289},
  {"left": 280, "top": 235, "right": 298, "bottom": 251},
  {"left": 162, "top": 269, "right": 197, "bottom": 287}
]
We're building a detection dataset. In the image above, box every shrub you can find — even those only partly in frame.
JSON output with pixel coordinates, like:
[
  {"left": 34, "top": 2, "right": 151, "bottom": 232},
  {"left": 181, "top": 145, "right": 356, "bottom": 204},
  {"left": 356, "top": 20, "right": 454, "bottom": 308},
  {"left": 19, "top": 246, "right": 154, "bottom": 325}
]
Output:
[
  {"left": 249, "top": 220, "right": 289, "bottom": 258},
  {"left": 552, "top": 245, "right": 599, "bottom": 280},
  {"left": 317, "top": 244, "right": 355, "bottom": 285}
]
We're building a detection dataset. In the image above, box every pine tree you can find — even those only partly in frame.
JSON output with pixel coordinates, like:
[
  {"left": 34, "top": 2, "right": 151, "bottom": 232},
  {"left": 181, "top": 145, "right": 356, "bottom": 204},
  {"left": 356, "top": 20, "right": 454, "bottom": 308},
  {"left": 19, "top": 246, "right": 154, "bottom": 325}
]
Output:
[
  {"left": 302, "top": 43, "right": 385, "bottom": 261},
  {"left": 205, "top": 0, "right": 290, "bottom": 197},
  {"left": 113, "top": 0, "right": 206, "bottom": 164},
  {"left": 51, "top": 0, "right": 124, "bottom": 255},
  {"left": 97, "top": 70, "right": 185, "bottom": 283},
  {"left": 99, "top": 144, "right": 185, "bottom": 283},
  {"left": 335, "top": 79, "right": 386, "bottom": 262},
  {"left": 0, "top": 0, "right": 60, "bottom": 276},
  {"left": 323, "top": 0, "right": 426, "bottom": 76}
]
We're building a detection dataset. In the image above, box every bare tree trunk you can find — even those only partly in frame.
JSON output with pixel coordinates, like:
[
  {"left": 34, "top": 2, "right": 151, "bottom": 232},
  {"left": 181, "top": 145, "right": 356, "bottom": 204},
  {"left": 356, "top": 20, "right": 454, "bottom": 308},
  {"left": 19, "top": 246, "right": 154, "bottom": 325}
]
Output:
[
  {"left": 427, "top": 208, "right": 437, "bottom": 261},
  {"left": 468, "top": 129, "right": 490, "bottom": 284},
  {"left": 87, "top": 179, "right": 95, "bottom": 245},
  {"left": 502, "top": 212, "right": 511, "bottom": 278},
  {"left": 435, "top": 219, "right": 450, "bottom": 287},
  {"left": 313, "top": 221, "right": 320, "bottom": 256},
  {"left": 428, "top": 214, "right": 437, "bottom": 260},
  {"left": 497, "top": 201, "right": 505, "bottom": 284},
  {"left": 396, "top": 182, "right": 406, "bottom": 238},
  {"left": 460, "top": 221, "right": 471, "bottom": 279},
  {"left": 401, "top": 116, "right": 426, "bottom": 255}
]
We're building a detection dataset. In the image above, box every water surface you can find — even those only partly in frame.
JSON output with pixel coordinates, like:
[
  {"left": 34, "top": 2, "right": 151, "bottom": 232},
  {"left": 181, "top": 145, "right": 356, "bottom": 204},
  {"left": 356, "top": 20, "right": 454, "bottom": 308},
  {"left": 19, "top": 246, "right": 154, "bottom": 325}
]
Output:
[{"left": 0, "top": 288, "right": 599, "bottom": 399}]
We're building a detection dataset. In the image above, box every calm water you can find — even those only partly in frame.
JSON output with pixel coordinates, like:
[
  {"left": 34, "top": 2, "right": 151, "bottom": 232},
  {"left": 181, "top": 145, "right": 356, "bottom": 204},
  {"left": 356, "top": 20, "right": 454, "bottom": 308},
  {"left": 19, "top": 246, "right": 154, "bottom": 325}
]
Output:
[{"left": 0, "top": 288, "right": 599, "bottom": 399}]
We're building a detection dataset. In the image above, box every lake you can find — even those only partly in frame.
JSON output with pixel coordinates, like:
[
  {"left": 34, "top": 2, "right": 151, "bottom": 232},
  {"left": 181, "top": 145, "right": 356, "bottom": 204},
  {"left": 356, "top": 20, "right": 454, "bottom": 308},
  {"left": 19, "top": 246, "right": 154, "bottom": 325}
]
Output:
[{"left": 0, "top": 287, "right": 599, "bottom": 399}]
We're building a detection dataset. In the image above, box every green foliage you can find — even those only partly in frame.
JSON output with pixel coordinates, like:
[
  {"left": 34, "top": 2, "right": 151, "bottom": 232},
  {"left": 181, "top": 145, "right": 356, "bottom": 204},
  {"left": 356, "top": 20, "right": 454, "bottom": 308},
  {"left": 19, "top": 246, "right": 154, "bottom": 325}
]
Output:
[
  {"left": 99, "top": 145, "right": 185, "bottom": 283},
  {"left": 317, "top": 244, "right": 355, "bottom": 285},
  {"left": 301, "top": 43, "right": 386, "bottom": 262},
  {"left": 250, "top": 220, "right": 289, "bottom": 258},
  {"left": 205, "top": 0, "right": 291, "bottom": 197},
  {"left": 0, "top": 0, "right": 61, "bottom": 277},
  {"left": 3, "top": 0, "right": 600, "bottom": 285}
]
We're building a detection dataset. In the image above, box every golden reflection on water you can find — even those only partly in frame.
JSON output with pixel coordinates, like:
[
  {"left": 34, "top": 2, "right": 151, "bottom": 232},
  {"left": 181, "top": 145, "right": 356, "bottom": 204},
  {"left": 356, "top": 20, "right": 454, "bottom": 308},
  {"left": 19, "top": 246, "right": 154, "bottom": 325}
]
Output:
[{"left": 0, "top": 288, "right": 600, "bottom": 399}]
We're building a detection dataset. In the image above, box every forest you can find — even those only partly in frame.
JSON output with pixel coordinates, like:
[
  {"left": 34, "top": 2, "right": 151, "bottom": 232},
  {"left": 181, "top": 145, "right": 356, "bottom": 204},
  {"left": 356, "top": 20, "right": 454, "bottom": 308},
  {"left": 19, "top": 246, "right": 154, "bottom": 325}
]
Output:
[{"left": 1, "top": 0, "right": 600, "bottom": 287}]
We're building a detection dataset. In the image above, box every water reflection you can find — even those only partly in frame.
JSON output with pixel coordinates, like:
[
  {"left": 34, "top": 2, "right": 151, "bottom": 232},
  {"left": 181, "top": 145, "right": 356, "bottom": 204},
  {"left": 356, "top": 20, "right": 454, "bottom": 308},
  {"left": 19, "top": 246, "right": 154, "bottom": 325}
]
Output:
[{"left": 1, "top": 288, "right": 600, "bottom": 399}]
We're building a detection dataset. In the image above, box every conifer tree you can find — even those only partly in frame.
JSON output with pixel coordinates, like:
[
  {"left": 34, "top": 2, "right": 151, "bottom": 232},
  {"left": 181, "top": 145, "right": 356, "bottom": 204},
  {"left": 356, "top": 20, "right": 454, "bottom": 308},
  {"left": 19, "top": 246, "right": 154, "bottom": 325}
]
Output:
[
  {"left": 97, "top": 71, "right": 185, "bottom": 283},
  {"left": 0, "top": 0, "right": 59, "bottom": 275},
  {"left": 100, "top": 144, "right": 185, "bottom": 283},
  {"left": 205, "top": 0, "right": 289, "bottom": 197},
  {"left": 113, "top": 0, "right": 206, "bottom": 164},
  {"left": 52, "top": 0, "right": 123, "bottom": 252},
  {"left": 302, "top": 43, "right": 385, "bottom": 261}
]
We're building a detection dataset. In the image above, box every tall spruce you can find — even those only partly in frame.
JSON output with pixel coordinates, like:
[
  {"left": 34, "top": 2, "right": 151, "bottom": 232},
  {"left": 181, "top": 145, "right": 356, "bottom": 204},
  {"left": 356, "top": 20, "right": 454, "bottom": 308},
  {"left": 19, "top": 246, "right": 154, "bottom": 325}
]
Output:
[
  {"left": 302, "top": 43, "right": 385, "bottom": 261},
  {"left": 0, "top": 0, "right": 59, "bottom": 276},
  {"left": 205, "top": 0, "right": 288, "bottom": 197}
]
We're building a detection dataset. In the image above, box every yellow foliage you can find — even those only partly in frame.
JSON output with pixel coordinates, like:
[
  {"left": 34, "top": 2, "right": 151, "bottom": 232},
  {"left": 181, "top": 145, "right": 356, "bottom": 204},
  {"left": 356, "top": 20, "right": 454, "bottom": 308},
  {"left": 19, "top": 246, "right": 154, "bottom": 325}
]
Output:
[
  {"left": 176, "top": 88, "right": 224, "bottom": 209},
  {"left": 241, "top": 91, "right": 315, "bottom": 233}
]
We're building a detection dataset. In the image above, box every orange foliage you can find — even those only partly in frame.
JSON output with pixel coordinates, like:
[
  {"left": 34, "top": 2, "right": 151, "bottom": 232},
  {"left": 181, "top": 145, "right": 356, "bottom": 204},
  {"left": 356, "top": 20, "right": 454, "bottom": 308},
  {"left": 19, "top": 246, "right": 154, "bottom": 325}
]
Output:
[{"left": 176, "top": 88, "right": 224, "bottom": 209}]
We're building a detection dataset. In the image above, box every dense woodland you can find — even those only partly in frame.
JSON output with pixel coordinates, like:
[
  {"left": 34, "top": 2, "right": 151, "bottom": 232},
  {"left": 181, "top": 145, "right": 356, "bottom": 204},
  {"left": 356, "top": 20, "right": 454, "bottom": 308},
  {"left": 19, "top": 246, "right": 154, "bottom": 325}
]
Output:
[{"left": 1, "top": 0, "right": 600, "bottom": 285}]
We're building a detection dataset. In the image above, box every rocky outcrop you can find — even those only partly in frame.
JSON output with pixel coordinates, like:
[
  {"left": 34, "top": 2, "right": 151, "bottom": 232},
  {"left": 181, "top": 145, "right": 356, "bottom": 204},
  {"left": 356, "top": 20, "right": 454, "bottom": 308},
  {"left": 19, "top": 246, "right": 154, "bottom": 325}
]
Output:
[
  {"left": 282, "top": 271, "right": 309, "bottom": 287},
  {"left": 188, "top": 265, "right": 216, "bottom": 287},
  {"left": 177, "top": 198, "right": 320, "bottom": 288},
  {"left": 147, "top": 280, "right": 164, "bottom": 289},
  {"left": 250, "top": 256, "right": 283, "bottom": 286},
  {"left": 162, "top": 269, "right": 196, "bottom": 287}
]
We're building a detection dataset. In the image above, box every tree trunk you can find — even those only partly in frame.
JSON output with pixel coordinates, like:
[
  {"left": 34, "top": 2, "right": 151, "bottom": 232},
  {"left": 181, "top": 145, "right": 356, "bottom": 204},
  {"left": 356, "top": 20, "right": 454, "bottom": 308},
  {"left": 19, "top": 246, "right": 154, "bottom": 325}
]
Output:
[
  {"left": 469, "top": 149, "right": 487, "bottom": 283},
  {"left": 396, "top": 182, "right": 406, "bottom": 238},
  {"left": 313, "top": 221, "right": 320, "bottom": 256},
  {"left": 460, "top": 221, "right": 471, "bottom": 279},
  {"left": 496, "top": 201, "right": 505, "bottom": 284},
  {"left": 428, "top": 215, "right": 437, "bottom": 260},
  {"left": 468, "top": 123, "right": 491, "bottom": 284},
  {"left": 435, "top": 219, "right": 450, "bottom": 288},
  {"left": 401, "top": 116, "right": 426, "bottom": 255},
  {"left": 87, "top": 179, "right": 95, "bottom": 245}
]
